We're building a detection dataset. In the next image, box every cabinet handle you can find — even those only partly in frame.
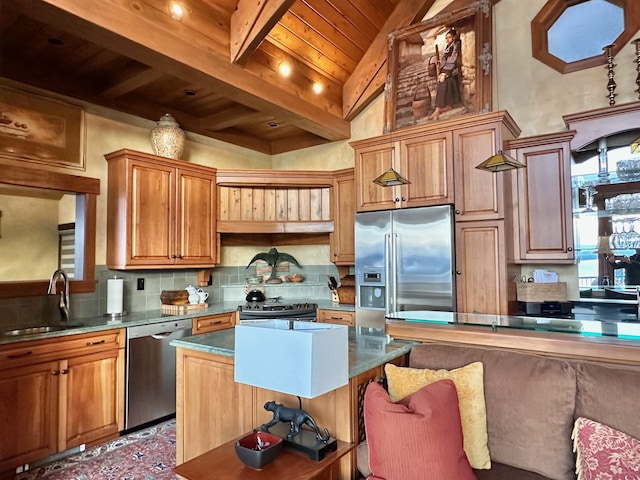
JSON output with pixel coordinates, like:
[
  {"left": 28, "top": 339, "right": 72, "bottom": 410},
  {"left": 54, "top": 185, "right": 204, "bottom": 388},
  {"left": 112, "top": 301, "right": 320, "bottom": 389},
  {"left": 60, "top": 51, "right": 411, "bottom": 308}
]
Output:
[
  {"left": 456, "top": 270, "right": 462, "bottom": 275},
  {"left": 171, "top": 254, "right": 177, "bottom": 259},
  {"left": 176, "top": 254, "right": 183, "bottom": 259},
  {"left": 330, "top": 316, "right": 343, "bottom": 320},
  {"left": 60, "top": 369, "right": 69, "bottom": 375},
  {"left": 207, "top": 320, "right": 222, "bottom": 326},
  {"left": 52, "top": 370, "right": 60, "bottom": 376},
  {"left": 567, "top": 247, "right": 573, "bottom": 252},
  {"left": 86, "top": 339, "right": 106, "bottom": 346},
  {"left": 8, "top": 350, "right": 33, "bottom": 359}
]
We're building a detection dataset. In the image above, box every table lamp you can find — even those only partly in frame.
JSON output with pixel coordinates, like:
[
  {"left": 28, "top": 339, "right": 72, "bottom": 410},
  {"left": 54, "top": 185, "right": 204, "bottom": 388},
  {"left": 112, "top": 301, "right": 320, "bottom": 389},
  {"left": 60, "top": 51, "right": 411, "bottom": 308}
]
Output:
[{"left": 235, "top": 320, "right": 349, "bottom": 461}]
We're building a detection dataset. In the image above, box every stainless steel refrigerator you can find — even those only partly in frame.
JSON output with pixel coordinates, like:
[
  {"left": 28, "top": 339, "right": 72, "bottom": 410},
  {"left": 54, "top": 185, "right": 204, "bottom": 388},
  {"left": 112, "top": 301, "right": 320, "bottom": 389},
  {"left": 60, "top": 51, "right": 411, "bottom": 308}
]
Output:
[{"left": 355, "top": 205, "right": 456, "bottom": 328}]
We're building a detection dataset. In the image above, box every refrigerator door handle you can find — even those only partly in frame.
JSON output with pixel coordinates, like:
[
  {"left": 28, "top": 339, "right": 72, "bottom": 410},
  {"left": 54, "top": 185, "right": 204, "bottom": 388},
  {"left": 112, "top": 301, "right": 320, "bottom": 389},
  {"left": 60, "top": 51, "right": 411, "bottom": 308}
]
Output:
[{"left": 384, "top": 233, "right": 394, "bottom": 315}]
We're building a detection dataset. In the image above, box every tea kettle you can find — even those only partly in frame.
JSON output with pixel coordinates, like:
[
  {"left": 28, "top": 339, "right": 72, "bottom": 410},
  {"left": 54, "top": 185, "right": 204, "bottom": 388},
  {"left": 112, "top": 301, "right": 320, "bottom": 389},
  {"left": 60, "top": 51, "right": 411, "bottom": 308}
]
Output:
[{"left": 245, "top": 289, "right": 266, "bottom": 302}]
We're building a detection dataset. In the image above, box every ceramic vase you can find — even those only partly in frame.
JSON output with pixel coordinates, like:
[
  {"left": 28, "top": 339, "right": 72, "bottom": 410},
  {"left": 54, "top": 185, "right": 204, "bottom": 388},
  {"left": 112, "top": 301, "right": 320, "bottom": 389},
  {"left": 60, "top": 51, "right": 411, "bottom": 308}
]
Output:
[{"left": 150, "top": 113, "right": 185, "bottom": 159}]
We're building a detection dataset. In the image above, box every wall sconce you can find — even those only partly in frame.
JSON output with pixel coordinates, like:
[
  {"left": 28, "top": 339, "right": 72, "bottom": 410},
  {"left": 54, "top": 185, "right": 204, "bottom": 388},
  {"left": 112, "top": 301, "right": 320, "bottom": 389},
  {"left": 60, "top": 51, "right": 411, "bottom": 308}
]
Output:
[
  {"left": 373, "top": 167, "right": 410, "bottom": 187},
  {"left": 475, "top": 150, "right": 525, "bottom": 173}
]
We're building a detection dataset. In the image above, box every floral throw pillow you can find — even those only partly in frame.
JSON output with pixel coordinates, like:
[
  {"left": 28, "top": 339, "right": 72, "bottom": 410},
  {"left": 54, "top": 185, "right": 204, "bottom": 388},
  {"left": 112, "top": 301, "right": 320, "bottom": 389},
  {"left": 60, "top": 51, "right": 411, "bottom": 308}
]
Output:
[{"left": 572, "top": 417, "right": 640, "bottom": 480}]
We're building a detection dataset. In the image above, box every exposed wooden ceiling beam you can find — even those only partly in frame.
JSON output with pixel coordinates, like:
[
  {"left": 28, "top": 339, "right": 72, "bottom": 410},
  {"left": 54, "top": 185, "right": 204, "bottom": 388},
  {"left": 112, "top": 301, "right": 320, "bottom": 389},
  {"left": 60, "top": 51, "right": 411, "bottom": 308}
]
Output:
[
  {"left": 230, "top": 0, "right": 296, "bottom": 65},
  {"left": 36, "top": 0, "right": 350, "bottom": 142},
  {"left": 201, "top": 106, "right": 269, "bottom": 131},
  {"left": 99, "top": 67, "right": 165, "bottom": 99},
  {"left": 343, "top": 0, "right": 437, "bottom": 121}
]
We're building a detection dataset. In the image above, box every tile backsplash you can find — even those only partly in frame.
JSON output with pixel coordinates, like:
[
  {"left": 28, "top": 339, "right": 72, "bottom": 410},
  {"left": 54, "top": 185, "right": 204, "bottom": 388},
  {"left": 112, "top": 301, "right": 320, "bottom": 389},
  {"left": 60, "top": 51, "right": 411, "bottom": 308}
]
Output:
[{"left": 0, "top": 264, "right": 342, "bottom": 327}]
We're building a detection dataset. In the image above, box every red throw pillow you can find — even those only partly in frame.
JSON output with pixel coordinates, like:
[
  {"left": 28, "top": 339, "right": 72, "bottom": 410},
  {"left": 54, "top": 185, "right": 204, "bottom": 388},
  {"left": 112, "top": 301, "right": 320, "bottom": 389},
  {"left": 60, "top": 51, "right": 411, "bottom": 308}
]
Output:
[
  {"left": 364, "top": 379, "right": 476, "bottom": 480},
  {"left": 573, "top": 417, "right": 640, "bottom": 480}
]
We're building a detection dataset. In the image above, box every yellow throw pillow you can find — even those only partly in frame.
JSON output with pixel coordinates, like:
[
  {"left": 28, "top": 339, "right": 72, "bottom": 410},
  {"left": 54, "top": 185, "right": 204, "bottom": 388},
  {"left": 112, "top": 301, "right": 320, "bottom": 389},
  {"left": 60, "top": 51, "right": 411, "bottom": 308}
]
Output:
[{"left": 385, "top": 362, "right": 491, "bottom": 470}]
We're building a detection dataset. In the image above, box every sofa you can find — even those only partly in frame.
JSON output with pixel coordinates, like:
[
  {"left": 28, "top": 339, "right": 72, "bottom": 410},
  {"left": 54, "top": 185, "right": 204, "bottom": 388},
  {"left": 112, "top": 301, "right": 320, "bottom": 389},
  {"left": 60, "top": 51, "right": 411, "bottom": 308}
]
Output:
[{"left": 358, "top": 342, "right": 640, "bottom": 480}]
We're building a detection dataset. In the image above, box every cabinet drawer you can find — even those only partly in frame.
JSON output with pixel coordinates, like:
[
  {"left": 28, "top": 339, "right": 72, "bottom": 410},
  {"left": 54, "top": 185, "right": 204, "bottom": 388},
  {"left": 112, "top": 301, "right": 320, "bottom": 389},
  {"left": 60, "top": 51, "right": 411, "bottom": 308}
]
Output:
[
  {"left": 317, "top": 309, "right": 355, "bottom": 326},
  {"left": 0, "top": 329, "right": 124, "bottom": 369},
  {"left": 193, "top": 312, "right": 236, "bottom": 334}
]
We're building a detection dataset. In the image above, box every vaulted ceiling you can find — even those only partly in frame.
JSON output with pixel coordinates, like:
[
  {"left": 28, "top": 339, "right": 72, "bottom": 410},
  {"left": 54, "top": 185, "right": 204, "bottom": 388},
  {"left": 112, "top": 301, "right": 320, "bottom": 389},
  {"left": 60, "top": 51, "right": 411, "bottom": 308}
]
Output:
[{"left": 0, "top": 0, "right": 439, "bottom": 154}]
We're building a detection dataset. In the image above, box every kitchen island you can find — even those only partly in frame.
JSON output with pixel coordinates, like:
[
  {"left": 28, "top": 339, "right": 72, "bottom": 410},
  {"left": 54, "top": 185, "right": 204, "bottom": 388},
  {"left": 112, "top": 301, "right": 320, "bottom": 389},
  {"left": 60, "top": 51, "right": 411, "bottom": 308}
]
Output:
[{"left": 171, "top": 327, "right": 415, "bottom": 480}]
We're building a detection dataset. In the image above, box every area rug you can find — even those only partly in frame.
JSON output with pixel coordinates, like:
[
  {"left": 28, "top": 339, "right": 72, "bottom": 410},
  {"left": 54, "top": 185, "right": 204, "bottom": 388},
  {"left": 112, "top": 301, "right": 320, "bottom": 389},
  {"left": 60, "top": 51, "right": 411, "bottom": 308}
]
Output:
[{"left": 16, "top": 419, "right": 177, "bottom": 480}]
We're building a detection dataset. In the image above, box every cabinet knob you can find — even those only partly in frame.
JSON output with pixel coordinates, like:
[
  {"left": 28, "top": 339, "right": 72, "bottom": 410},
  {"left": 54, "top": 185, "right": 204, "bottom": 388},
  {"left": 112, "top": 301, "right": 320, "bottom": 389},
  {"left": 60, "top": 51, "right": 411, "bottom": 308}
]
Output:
[
  {"left": 60, "top": 369, "right": 69, "bottom": 375},
  {"left": 52, "top": 370, "right": 60, "bottom": 376},
  {"left": 171, "top": 254, "right": 177, "bottom": 259},
  {"left": 455, "top": 209, "right": 461, "bottom": 215},
  {"left": 401, "top": 197, "right": 407, "bottom": 202},
  {"left": 567, "top": 247, "right": 573, "bottom": 252},
  {"left": 456, "top": 270, "right": 462, "bottom": 275},
  {"left": 394, "top": 198, "right": 400, "bottom": 202},
  {"left": 176, "top": 254, "right": 183, "bottom": 259}
]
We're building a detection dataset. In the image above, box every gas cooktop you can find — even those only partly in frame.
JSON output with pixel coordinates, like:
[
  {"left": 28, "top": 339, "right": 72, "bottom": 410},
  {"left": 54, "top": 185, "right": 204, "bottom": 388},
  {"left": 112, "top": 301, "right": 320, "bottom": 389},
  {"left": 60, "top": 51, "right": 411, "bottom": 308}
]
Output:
[{"left": 238, "top": 301, "right": 318, "bottom": 313}]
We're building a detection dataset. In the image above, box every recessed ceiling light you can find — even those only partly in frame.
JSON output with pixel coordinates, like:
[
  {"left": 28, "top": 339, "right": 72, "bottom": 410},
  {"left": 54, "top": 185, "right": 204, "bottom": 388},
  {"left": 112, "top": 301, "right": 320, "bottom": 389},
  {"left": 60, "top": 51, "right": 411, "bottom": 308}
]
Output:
[
  {"left": 47, "top": 37, "right": 64, "bottom": 46},
  {"left": 169, "top": 2, "right": 185, "bottom": 21},
  {"left": 312, "top": 82, "right": 323, "bottom": 94},
  {"left": 278, "top": 62, "right": 292, "bottom": 77}
]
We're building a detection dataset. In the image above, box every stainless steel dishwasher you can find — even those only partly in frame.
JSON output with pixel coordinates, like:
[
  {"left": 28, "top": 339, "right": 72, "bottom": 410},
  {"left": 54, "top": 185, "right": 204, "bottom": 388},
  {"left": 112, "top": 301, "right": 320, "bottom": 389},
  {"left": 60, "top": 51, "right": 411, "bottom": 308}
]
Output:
[{"left": 125, "top": 318, "right": 192, "bottom": 430}]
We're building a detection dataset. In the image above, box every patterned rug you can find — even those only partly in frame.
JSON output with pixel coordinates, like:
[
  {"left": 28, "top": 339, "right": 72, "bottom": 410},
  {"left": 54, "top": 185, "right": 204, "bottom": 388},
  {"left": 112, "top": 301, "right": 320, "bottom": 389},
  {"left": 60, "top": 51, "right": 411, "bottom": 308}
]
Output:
[{"left": 16, "top": 419, "right": 178, "bottom": 480}]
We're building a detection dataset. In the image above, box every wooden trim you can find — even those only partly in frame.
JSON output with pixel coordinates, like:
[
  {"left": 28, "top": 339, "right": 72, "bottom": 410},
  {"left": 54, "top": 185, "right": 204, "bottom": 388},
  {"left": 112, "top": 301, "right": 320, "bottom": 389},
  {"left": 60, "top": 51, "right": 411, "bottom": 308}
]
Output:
[
  {"left": 216, "top": 169, "right": 334, "bottom": 187},
  {"left": 216, "top": 220, "right": 334, "bottom": 234}
]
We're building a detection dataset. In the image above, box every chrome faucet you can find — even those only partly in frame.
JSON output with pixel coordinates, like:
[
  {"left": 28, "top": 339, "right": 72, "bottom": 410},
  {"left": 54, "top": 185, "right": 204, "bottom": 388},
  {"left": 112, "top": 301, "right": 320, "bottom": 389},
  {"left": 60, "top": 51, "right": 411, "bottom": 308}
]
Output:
[{"left": 48, "top": 269, "right": 69, "bottom": 322}]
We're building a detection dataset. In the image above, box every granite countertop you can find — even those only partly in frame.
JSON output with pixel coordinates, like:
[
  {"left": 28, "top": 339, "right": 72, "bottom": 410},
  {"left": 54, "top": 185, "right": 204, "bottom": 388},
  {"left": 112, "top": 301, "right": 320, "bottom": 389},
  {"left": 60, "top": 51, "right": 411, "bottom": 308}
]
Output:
[
  {"left": 0, "top": 300, "right": 355, "bottom": 346},
  {"left": 170, "top": 326, "right": 417, "bottom": 378}
]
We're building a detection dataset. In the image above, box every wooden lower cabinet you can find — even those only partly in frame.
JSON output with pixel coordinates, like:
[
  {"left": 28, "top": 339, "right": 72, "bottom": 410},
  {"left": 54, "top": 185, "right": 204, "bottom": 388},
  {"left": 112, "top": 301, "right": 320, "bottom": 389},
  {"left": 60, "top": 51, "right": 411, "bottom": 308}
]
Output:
[
  {"left": 175, "top": 348, "right": 408, "bottom": 479},
  {"left": 0, "top": 330, "right": 125, "bottom": 475},
  {"left": 317, "top": 309, "right": 355, "bottom": 326}
]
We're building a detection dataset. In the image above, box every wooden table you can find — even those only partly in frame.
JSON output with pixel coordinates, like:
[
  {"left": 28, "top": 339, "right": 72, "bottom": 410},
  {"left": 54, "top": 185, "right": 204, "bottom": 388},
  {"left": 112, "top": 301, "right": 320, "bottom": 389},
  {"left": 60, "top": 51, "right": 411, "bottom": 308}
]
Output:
[{"left": 174, "top": 435, "right": 354, "bottom": 480}]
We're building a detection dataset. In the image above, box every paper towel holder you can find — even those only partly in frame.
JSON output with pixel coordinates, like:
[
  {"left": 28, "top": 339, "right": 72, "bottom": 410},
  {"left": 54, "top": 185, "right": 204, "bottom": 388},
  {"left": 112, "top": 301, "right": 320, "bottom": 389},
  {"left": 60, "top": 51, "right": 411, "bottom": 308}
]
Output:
[{"left": 104, "top": 274, "right": 127, "bottom": 319}]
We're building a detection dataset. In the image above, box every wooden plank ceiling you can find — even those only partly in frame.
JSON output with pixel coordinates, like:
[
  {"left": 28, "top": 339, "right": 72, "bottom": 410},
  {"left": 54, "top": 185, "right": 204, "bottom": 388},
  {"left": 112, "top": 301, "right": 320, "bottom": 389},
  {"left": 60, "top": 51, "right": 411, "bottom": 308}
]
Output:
[{"left": 0, "top": 0, "right": 436, "bottom": 154}]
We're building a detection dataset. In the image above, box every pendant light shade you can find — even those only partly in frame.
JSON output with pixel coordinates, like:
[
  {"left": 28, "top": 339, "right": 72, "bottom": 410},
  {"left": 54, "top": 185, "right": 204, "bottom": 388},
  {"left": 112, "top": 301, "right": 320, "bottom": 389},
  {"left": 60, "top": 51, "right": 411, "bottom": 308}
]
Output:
[
  {"left": 373, "top": 167, "right": 410, "bottom": 187},
  {"left": 475, "top": 150, "right": 525, "bottom": 173},
  {"left": 631, "top": 136, "right": 640, "bottom": 153}
]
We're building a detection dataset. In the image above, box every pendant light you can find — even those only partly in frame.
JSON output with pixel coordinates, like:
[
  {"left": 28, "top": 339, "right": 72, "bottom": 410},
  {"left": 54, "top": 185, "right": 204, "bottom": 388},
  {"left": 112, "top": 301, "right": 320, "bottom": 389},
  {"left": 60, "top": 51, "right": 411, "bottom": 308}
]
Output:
[
  {"left": 475, "top": 150, "right": 525, "bottom": 173},
  {"left": 373, "top": 167, "right": 410, "bottom": 187}
]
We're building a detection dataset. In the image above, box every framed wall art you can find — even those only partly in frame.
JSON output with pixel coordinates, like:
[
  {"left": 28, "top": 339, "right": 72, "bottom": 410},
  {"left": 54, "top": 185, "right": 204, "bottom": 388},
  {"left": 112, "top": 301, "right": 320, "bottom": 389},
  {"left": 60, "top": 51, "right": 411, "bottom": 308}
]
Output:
[
  {"left": 0, "top": 82, "right": 85, "bottom": 171},
  {"left": 384, "top": 1, "right": 493, "bottom": 132}
]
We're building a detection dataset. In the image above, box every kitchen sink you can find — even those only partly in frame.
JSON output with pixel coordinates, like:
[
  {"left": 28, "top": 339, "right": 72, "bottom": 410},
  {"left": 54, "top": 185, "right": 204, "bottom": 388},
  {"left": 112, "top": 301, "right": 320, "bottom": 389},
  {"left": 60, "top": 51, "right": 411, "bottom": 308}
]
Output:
[{"left": 2, "top": 324, "right": 83, "bottom": 336}]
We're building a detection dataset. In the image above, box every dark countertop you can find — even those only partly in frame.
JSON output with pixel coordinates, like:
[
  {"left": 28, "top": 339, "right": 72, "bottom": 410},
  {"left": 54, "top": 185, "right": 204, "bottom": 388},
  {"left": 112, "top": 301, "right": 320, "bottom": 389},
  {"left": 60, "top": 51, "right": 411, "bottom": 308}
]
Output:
[
  {"left": 170, "top": 326, "right": 417, "bottom": 378},
  {"left": 0, "top": 300, "right": 355, "bottom": 346}
]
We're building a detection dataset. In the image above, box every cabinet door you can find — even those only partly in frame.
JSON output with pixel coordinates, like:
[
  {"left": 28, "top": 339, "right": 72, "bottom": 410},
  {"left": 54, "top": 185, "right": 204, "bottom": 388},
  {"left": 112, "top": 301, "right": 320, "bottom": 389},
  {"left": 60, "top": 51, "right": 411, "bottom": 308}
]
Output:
[
  {"left": 0, "top": 360, "right": 59, "bottom": 472},
  {"left": 128, "top": 160, "right": 176, "bottom": 265},
  {"left": 317, "top": 309, "right": 355, "bottom": 326},
  {"left": 514, "top": 142, "right": 574, "bottom": 262},
  {"left": 401, "top": 132, "right": 454, "bottom": 207},
  {"left": 453, "top": 124, "right": 504, "bottom": 221},
  {"left": 177, "top": 168, "right": 217, "bottom": 265},
  {"left": 61, "top": 348, "right": 122, "bottom": 450},
  {"left": 355, "top": 143, "right": 397, "bottom": 211},
  {"left": 176, "top": 350, "right": 254, "bottom": 464},
  {"left": 192, "top": 312, "right": 236, "bottom": 334},
  {"left": 330, "top": 170, "right": 355, "bottom": 264},
  {"left": 455, "top": 220, "right": 512, "bottom": 315}
]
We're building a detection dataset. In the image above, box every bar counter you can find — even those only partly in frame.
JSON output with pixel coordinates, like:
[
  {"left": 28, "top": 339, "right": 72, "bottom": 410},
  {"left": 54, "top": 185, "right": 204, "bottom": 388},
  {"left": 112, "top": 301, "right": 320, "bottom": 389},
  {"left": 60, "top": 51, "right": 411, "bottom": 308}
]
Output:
[{"left": 385, "top": 311, "right": 640, "bottom": 366}]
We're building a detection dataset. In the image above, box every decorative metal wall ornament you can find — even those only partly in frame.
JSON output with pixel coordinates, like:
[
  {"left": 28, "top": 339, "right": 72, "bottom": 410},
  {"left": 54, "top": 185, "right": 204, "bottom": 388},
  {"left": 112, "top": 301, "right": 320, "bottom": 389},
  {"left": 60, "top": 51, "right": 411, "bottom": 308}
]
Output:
[
  {"left": 633, "top": 38, "right": 640, "bottom": 100},
  {"left": 479, "top": 43, "right": 492, "bottom": 75},
  {"left": 475, "top": 0, "right": 490, "bottom": 18},
  {"left": 603, "top": 44, "right": 617, "bottom": 106}
]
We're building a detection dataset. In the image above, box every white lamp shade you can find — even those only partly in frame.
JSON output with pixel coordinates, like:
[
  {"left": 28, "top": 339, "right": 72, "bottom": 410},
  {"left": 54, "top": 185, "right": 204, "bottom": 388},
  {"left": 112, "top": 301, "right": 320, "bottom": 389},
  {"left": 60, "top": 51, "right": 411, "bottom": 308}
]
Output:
[{"left": 234, "top": 321, "right": 348, "bottom": 399}]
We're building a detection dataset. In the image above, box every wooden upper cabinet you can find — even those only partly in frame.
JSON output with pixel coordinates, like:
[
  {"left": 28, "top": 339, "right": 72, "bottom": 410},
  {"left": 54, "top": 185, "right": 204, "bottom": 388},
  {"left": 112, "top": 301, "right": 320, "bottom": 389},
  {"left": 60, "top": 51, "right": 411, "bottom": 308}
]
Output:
[
  {"left": 105, "top": 149, "right": 216, "bottom": 269},
  {"left": 352, "top": 129, "right": 453, "bottom": 212},
  {"left": 453, "top": 112, "right": 521, "bottom": 222},
  {"left": 507, "top": 132, "right": 575, "bottom": 263},
  {"left": 330, "top": 169, "right": 355, "bottom": 264}
]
